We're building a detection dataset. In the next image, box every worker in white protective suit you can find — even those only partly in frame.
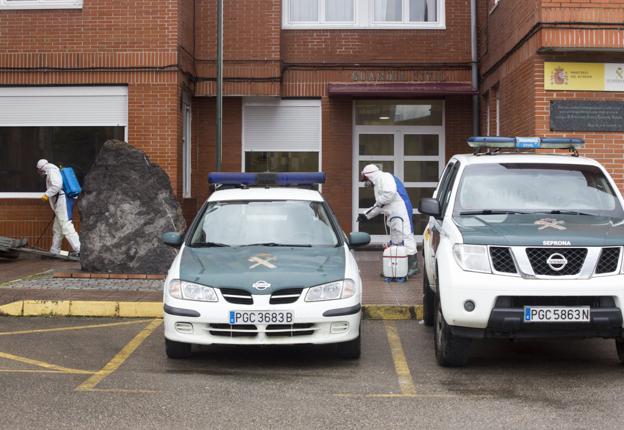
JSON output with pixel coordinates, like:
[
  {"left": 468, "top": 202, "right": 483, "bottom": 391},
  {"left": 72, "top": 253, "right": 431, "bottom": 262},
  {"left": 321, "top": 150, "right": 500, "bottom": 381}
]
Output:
[
  {"left": 357, "top": 164, "right": 418, "bottom": 276},
  {"left": 36, "top": 159, "right": 81, "bottom": 256}
]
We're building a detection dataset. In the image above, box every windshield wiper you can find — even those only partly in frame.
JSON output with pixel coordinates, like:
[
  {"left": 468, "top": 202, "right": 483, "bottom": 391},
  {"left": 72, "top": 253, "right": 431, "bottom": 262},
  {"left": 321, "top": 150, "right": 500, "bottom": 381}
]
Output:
[
  {"left": 540, "top": 210, "right": 593, "bottom": 216},
  {"left": 191, "top": 242, "right": 230, "bottom": 247},
  {"left": 241, "top": 242, "right": 312, "bottom": 247},
  {"left": 459, "top": 210, "right": 529, "bottom": 216}
]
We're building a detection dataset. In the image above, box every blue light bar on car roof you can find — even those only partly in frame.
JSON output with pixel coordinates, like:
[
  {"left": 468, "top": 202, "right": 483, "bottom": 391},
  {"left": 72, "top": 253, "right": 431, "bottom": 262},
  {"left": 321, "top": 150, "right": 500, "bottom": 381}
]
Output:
[
  {"left": 467, "top": 136, "right": 584, "bottom": 149},
  {"left": 208, "top": 172, "right": 326, "bottom": 186}
]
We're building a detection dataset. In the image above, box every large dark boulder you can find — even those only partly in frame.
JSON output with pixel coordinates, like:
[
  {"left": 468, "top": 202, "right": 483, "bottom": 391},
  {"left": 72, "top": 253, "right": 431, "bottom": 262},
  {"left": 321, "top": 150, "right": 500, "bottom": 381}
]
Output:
[{"left": 78, "top": 140, "right": 186, "bottom": 274}]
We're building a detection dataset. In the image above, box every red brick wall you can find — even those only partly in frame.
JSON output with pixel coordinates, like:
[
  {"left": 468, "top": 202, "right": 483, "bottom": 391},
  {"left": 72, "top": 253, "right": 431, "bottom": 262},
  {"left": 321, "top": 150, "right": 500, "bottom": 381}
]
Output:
[
  {"left": 190, "top": 97, "right": 243, "bottom": 215},
  {"left": 282, "top": 0, "right": 472, "bottom": 64},
  {"left": 445, "top": 96, "right": 473, "bottom": 159}
]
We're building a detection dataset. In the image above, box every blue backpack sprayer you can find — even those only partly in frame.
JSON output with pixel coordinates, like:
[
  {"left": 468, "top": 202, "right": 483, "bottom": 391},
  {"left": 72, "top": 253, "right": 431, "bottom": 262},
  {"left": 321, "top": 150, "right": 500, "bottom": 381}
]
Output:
[{"left": 60, "top": 166, "right": 82, "bottom": 220}]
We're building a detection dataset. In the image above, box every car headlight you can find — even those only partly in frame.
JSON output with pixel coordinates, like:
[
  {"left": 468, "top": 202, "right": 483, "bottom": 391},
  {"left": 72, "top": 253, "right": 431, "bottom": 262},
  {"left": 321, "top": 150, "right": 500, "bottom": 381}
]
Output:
[
  {"left": 167, "top": 279, "right": 218, "bottom": 302},
  {"left": 305, "top": 279, "right": 356, "bottom": 302},
  {"left": 453, "top": 244, "right": 491, "bottom": 273}
]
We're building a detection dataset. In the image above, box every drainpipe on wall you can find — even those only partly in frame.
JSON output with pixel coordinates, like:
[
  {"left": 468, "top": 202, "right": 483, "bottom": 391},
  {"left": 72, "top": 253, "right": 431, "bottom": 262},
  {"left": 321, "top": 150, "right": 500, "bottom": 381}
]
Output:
[
  {"left": 216, "top": 0, "right": 223, "bottom": 171},
  {"left": 471, "top": 0, "right": 479, "bottom": 136}
]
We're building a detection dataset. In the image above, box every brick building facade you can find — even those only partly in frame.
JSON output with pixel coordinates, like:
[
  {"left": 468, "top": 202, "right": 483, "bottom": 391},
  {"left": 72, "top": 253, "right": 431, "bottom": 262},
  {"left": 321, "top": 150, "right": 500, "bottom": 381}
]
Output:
[{"left": 3, "top": 0, "right": 621, "bottom": 251}]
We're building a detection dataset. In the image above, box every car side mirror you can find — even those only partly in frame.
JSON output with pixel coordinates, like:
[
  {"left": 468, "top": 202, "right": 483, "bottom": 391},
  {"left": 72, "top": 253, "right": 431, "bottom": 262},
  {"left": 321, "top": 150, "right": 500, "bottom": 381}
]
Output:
[
  {"left": 162, "top": 232, "right": 184, "bottom": 247},
  {"left": 349, "top": 232, "right": 371, "bottom": 248},
  {"left": 419, "top": 198, "right": 441, "bottom": 218}
]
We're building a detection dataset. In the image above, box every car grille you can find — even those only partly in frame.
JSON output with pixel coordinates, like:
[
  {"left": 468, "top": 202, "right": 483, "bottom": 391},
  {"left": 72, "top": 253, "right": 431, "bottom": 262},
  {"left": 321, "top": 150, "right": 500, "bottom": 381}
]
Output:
[
  {"left": 526, "top": 248, "right": 587, "bottom": 276},
  {"left": 269, "top": 288, "right": 303, "bottom": 305},
  {"left": 596, "top": 247, "right": 621, "bottom": 274},
  {"left": 490, "top": 247, "right": 517, "bottom": 274},
  {"left": 220, "top": 288, "right": 253, "bottom": 305},
  {"left": 266, "top": 323, "right": 316, "bottom": 337},
  {"left": 208, "top": 324, "right": 257, "bottom": 337},
  {"left": 495, "top": 296, "right": 615, "bottom": 308}
]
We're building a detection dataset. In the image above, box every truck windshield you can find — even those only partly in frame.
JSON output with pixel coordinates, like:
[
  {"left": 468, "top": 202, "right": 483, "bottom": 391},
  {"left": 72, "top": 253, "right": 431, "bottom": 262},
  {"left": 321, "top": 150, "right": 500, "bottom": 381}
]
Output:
[
  {"left": 453, "top": 163, "right": 624, "bottom": 218},
  {"left": 189, "top": 200, "right": 340, "bottom": 247}
]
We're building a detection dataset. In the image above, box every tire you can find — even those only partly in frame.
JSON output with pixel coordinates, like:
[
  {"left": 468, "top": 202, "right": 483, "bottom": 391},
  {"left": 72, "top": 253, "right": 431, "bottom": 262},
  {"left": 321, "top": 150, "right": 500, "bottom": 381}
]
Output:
[
  {"left": 336, "top": 332, "right": 361, "bottom": 360},
  {"left": 434, "top": 297, "right": 471, "bottom": 367},
  {"left": 422, "top": 269, "right": 434, "bottom": 327},
  {"left": 616, "top": 339, "right": 624, "bottom": 364},
  {"left": 165, "top": 338, "right": 192, "bottom": 359}
]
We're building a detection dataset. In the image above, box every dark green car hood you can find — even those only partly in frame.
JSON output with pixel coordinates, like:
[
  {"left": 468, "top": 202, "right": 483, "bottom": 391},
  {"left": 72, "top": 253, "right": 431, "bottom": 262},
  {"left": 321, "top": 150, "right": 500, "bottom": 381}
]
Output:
[
  {"left": 455, "top": 214, "right": 624, "bottom": 247},
  {"left": 179, "top": 245, "right": 346, "bottom": 294}
]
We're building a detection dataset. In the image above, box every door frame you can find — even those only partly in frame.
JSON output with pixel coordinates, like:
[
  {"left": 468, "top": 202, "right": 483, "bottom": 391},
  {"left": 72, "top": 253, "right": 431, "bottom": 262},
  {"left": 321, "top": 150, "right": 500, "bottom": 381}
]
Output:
[{"left": 351, "top": 100, "right": 446, "bottom": 242}]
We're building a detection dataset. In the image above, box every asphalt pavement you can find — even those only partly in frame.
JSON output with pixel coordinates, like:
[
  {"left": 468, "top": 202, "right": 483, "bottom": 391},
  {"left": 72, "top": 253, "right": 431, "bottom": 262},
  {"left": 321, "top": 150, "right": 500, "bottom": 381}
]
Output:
[{"left": 0, "top": 318, "right": 622, "bottom": 429}]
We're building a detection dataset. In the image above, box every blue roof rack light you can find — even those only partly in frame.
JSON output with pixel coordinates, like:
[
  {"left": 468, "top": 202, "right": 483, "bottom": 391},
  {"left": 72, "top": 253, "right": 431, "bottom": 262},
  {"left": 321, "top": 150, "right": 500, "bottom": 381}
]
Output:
[
  {"left": 208, "top": 172, "right": 326, "bottom": 187},
  {"left": 467, "top": 136, "right": 584, "bottom": 150}
]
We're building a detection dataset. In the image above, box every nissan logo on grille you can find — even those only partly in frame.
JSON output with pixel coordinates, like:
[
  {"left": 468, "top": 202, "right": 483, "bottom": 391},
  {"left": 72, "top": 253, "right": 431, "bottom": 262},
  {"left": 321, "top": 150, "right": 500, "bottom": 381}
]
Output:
[
  {"left": 252, "top": 280, "right": 271, "bottom": 291},
  {"left": 546, "top": 253, "right": 568, "bottom": 272}
]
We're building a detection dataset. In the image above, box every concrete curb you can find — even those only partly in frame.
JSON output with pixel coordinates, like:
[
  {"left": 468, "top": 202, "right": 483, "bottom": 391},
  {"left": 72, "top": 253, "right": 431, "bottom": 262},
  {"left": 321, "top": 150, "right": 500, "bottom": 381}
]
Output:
[{"left": 0, "top": 301, "right": 423, "bottom": 320}]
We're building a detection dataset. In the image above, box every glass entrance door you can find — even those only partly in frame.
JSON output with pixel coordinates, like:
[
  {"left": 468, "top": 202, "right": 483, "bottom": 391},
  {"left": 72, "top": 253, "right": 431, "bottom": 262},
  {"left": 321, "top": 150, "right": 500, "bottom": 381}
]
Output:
[{"left": 353, "top": 100, "right": 445, "bottom": 242}]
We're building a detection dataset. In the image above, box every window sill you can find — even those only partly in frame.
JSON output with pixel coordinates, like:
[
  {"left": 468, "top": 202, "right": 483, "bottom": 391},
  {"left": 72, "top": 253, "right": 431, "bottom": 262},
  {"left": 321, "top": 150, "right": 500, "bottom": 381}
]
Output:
[
  {"left": 282, "top": 24, "right": 446, "bottom": 30},
  {"left": 0, "top": 193, "right": 42, "bottom": 199}
]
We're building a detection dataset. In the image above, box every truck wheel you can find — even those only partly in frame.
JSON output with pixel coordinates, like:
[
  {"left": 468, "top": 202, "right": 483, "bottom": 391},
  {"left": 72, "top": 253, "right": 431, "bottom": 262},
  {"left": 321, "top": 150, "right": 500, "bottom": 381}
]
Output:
[
  {"left": 165, "top": 338, "right": 192, "bottom": 359},
  {"left": 336, "top": 332, "right": 361, "bottom": 360},
  {"left": 422, "top": 269, "right": 434, "bottom": 327},
  {"left": 434, "top": 298, "right": 471, "bottom": 367},
  {"left": 616, "top": 339, "right": 624, "bottom": 364}
]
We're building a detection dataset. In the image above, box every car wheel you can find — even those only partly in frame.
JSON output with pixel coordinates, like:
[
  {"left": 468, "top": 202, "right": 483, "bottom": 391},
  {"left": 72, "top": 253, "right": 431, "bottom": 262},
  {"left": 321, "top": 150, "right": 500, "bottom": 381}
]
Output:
[
  {"left": 616, "top": 339, "right": 624, "bottom": 364},
  {"left": 434, "top": 296, "right": 471, "bottom": 367},
  {"left": 422, "top": 269, "right": 434, "bottom": 327},
  {"left": 336, "top": 332, "right": 361, "bottom": 360},
  {"left": 165, "top": 338, "right": 192, "bottom": 359}
]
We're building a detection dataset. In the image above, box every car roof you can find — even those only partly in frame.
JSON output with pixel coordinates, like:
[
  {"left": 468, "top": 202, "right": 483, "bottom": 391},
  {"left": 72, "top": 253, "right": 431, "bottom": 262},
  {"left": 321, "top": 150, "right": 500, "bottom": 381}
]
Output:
[
  {"left": 208, "top": 187, "right": 325, "bottom": 202},
  {"left": 451, "top": 153, "right": 604, "bottom": 168}
]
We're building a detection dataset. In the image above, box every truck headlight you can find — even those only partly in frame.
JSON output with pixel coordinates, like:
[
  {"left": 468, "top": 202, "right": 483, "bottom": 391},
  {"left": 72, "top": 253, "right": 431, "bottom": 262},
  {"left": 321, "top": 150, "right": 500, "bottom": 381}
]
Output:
[
  {"left": 453, "top": 244, "right": 491, "bottom": 274},
  {"left": 167, "top": 279, "right": 218, "bottom": 302},
  {"left": 305, "top": 280, "right": 356, "bottom": 302}
]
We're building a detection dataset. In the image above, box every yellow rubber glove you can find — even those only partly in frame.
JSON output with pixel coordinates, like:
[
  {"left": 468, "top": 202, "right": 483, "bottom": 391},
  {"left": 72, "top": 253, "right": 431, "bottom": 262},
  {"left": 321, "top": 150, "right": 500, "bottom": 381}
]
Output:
[{"left": 41, "top": 194, "right": 49, "bottom": 202}]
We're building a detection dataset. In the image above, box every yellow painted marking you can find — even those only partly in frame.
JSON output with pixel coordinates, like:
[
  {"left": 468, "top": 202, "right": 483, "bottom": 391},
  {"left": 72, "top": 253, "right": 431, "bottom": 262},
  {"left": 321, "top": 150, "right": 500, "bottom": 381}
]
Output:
[
  {"left": 363, "top": 305, "right": 421, "bottom": 320},
  {"left": 23, "top": 300, "right": 71, "bottom": 316},
  {"left": 119, "top": 302, "right": 162, "bottom": 318},
  {"left": 335, "top": 393, "right": 492, "bottom": 399},
  {"left": 70, "top": 301, "right": 118, "bottom": 317},
  {"left": 0, "top": 300, "right": 162, "bottom": 318},
  {"left": 76, "top": 318, "right": 162, "bottom": 391},
  {"left": 384, "top": 320, "right": 417, "bottom": 396},
  {"left": 77, "top": 388, "right": 159, "bottom": 394},
  {"left": 0, "top": 369, "right": 91, "bottom": 374},
  {"left": 0, "top": 351, "right": 93, "bottom": 375},
  {"left": 0, "top": 319, "right": 153, "bottom": 337}
]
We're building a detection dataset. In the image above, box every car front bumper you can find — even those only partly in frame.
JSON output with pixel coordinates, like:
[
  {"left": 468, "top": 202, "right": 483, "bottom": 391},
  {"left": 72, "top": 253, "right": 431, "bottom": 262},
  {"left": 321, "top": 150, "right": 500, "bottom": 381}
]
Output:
[{"left": 163, "top": 296, "right": 361, "bottom": 346}]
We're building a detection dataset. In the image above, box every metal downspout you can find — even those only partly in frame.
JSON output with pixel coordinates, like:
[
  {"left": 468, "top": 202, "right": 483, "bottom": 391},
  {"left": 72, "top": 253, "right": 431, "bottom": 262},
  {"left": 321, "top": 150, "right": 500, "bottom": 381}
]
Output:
[{"left": 471, "top": 0, "right": 479, "bottom": 136}]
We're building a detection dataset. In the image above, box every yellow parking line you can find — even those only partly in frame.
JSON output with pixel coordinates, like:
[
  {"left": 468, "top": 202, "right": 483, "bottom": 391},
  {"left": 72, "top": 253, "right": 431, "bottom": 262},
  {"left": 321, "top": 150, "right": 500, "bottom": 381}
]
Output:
[
  {"left": 0, "top": 319, "right": 153, "bottom": 337},
  {"left": 384, "top": 320, "right": 417, "bottom": 396},
  {"left": 77, "top": 388, "right": 159, "bottom": 394},
  {"left": 76, "top": 318, "right": 162, "bottom": 391},
  {"left": 0, "top": 351, "right": 94, "bottom": 375},
  {"left": 0, "top": 369, "right": 87, "bottom": 374}
]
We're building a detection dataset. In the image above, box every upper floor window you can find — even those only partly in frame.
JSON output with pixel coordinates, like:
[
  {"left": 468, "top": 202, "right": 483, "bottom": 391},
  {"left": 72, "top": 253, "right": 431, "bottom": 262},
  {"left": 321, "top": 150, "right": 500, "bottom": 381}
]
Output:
[
  {"left": 284, "top": 0, "right": 445, "bottom": 29},
  {"left": 0, "top": 0, "right": 82, "bottom": 10}
]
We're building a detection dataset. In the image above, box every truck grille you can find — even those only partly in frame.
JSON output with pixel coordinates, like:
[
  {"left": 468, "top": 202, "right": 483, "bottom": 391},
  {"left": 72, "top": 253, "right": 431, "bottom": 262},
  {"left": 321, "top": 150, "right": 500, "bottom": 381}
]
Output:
[
  {"left": 220, "top": 288, "right": 253, "bottom": 305},
  {"left": 526, "top": 248, "right": 587, "bottom": 276},
  {"left": 490, "top": 247, "right": 517, "bottom": 274},
  {"left": 269, "top": 288, "right": 303, "bottom": 304},
  {"left": 596, "top": 247, "right": 621, "bottom": 274}
]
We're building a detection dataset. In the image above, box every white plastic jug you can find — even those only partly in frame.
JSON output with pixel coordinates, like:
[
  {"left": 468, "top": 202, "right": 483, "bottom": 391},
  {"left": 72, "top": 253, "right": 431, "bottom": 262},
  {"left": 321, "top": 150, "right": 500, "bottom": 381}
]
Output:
[{"left": 383, "top": 245, "right": 408, "bottom": 279}]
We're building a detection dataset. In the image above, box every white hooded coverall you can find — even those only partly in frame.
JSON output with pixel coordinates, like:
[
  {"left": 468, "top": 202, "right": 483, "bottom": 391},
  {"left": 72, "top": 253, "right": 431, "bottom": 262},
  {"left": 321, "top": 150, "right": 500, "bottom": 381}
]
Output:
[
  {"left": 362, "top": 165, "right": 417, "bottom": 256},
  {"left": 41, "top": 162, "right": 81, "bottom": 254}
]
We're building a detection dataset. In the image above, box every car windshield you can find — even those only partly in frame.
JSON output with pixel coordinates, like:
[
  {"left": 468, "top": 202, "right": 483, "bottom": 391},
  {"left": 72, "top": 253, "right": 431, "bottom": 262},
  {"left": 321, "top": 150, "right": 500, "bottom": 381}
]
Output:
[
  {"left": 453, "top": 163, "right": 624, "bottom": 218},
  {"left": 189, "top": 200, "right": 340, "bottom": 247}
]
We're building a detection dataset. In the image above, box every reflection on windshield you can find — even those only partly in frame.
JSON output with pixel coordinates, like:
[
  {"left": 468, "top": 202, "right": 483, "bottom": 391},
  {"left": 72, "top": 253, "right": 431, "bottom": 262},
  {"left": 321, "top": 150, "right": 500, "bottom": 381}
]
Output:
[
  {"left": 453, "top": 163, "right": 624, "bottom": 218},
  {"left": 190, "top": 200, "right": 339, "bottom": 247}
]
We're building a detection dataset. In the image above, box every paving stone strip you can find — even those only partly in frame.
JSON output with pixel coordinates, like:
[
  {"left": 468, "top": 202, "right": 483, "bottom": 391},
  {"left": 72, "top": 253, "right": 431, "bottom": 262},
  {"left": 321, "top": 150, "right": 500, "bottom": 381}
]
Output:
[{"left": 1, "top": 271, "right": 163, "bottom": 292}]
